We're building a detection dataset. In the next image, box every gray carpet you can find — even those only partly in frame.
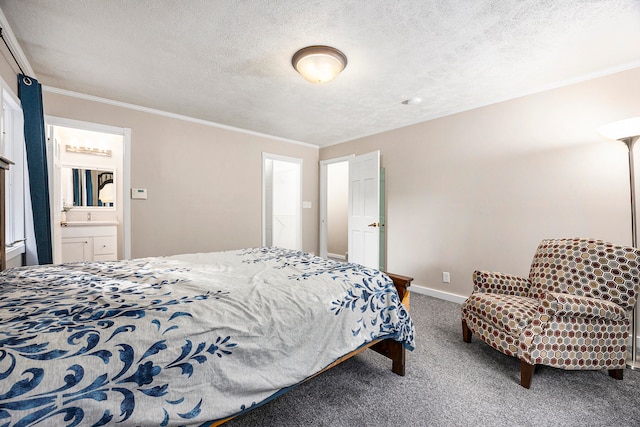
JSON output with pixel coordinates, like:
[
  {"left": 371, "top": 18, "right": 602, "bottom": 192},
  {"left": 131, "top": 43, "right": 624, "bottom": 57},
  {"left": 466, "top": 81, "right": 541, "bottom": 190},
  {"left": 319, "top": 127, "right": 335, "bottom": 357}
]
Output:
[{"left": 224, "top": 293, "right": 640, "bottom": 426}]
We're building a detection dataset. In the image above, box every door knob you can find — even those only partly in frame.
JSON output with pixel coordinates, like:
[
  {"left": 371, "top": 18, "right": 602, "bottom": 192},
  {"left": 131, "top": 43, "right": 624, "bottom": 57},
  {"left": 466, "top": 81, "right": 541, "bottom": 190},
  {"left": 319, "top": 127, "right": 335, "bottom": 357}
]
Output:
[{"left": 368, "top": 222, "right": 380, "bottom": 227}]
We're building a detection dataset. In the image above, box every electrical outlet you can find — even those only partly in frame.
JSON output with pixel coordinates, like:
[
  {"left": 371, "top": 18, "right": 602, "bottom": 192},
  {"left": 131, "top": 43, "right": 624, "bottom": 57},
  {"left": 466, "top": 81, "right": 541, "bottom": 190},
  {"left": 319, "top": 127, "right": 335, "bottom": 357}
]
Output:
[{"left": 442, "top": 271, "right": 451, "bottom": 283}]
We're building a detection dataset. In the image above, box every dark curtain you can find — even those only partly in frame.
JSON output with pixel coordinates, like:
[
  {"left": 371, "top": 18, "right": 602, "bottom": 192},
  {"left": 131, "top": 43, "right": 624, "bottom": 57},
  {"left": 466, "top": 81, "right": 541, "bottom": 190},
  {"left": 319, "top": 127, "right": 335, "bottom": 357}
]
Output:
[
  {"left": 18, "top": 74, "right": 52, "bottom": 264},
  {"left": 85, "top": 169, "right": 93, "bottom": 206},
  {"left": 73, "top": 168, "right": 80, "bottom": 206}
]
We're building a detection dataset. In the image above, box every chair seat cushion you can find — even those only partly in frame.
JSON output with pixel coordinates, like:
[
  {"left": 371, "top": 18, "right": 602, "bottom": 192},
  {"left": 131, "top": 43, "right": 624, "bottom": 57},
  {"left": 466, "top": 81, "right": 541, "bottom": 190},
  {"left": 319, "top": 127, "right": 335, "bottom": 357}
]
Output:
[{"left": 464, "top": 293, "right": 539, "bottom": 338}]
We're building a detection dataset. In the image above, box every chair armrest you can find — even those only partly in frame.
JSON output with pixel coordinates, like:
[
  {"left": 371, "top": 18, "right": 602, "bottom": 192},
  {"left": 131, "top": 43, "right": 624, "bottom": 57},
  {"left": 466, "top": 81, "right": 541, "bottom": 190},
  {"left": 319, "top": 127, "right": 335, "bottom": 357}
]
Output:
[
  {"left": 472, "top": 270, "right": 531, "bottom": 296},
  {"left": 539, "top": 292, "right": 629, "bottom": 321}
]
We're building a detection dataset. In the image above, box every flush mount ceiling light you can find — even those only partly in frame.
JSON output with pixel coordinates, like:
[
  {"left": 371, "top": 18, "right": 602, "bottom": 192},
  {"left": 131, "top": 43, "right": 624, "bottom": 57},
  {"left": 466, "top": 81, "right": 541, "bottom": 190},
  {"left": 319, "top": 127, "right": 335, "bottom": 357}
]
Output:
[{"left": 292, "top": 45, "right": 347, "bottom": 84}]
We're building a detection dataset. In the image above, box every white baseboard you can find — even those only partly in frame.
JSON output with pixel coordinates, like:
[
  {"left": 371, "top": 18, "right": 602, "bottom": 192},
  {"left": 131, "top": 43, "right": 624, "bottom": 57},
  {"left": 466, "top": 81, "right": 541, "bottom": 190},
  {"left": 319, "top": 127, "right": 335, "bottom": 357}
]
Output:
[
  {"left": 409, "top": 284, "right": 467, "bottom": 304},
  {"left": 327, "top": 252, "right": 346, "bottom": 261}
]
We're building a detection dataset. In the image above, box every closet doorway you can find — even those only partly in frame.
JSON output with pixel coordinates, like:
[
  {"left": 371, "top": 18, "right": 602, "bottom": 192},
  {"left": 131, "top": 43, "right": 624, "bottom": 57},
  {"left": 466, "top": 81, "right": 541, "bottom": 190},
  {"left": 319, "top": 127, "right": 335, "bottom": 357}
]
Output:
[
  {"left": 319, "top": 155, "right": 352, "bottom": 261},
  {"left": 320, "top": 152, "right": 385, "bottom": 270},
  {"left": 46, "top": 117, "right": 131, "bottom": 263},
  {"left": 262, "top": 153, "right": 302, "bottom": 250}
]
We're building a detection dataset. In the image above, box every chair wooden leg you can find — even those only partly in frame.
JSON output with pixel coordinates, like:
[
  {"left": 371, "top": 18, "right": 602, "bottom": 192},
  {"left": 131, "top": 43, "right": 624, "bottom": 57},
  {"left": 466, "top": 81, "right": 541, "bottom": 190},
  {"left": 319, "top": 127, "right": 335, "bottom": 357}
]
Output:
[
  {"left": 608, "top": 369, "right": 623, "bottom": 380},
  {"left": 462, "top": 320, "right": 472, "bottom": 343},
  {"left": 520, "top": 361, "right": 535, "bottom": 389}
]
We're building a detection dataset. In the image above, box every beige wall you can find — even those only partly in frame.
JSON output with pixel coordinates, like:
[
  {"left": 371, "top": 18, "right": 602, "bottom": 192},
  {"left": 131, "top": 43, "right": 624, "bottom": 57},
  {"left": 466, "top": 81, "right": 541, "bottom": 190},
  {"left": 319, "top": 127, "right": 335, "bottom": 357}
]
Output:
[
  {"left": 321, "top": 67, "right": 640, "bottom": 298},
  {"left": 42, "top": 92, "right": 319, "bottom": 258}
]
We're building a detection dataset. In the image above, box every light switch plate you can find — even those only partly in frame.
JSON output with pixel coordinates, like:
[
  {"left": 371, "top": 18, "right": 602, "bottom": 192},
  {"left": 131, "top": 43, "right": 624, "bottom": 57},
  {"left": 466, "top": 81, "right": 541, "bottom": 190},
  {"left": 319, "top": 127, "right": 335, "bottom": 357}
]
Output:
[
  {"left": 302, "top": 201, "right": 312, "bottom": 209},
  {"left": 131, "top": 188, "right": 148, "bottom": 199}
]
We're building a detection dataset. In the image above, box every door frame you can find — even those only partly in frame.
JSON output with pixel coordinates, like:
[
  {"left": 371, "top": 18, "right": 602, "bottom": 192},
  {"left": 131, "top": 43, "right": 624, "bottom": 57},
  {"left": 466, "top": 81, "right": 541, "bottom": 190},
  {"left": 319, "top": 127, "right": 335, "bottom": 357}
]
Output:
[
  {"left": 45, "top": 116, "right": 131, "bottom": 261},
  {"left": 319, "top": 154, "right": 354, "bottom": 259}
]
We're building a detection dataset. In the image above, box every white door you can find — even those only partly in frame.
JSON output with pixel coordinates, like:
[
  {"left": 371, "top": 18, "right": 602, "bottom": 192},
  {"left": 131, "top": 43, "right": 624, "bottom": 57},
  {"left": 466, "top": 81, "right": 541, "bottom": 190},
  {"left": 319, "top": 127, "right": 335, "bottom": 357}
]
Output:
[
  {"left": 348, "top": 150, "right": 380, "bottom": 269},
  {"left": 46, "top": 126, "right": 62, "bottom": 262}
]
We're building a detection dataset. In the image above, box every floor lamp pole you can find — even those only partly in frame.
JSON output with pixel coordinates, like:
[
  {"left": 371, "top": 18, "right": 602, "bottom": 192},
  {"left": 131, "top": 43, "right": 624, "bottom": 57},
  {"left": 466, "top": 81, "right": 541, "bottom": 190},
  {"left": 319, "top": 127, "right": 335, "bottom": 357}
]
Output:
[{"left": 625, "top": 135, "right": 640, "bottom": 369}]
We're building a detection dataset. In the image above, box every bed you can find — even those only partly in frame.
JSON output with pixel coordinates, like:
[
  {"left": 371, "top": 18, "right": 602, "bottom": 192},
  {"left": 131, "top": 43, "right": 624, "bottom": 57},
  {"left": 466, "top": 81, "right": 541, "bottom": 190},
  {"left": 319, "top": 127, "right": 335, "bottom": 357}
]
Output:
[{"left": 0, "top": 246, "right": 414, "bottom": 426}]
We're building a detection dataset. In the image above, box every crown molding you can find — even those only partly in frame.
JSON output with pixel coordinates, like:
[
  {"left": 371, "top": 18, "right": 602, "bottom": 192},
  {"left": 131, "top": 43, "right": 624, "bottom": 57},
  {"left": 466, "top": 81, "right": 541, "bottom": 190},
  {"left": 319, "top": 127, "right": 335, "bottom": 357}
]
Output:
[{"left": 43, "top": 86, "right": 319, "bottom": 149}]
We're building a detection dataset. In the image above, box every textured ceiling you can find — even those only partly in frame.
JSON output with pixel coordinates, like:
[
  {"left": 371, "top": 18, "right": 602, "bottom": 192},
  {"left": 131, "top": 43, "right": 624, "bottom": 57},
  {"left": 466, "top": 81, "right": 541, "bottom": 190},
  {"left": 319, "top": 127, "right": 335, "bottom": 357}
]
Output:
[{"left": 1, "top": 0, "right": 639, "bottom": 147}]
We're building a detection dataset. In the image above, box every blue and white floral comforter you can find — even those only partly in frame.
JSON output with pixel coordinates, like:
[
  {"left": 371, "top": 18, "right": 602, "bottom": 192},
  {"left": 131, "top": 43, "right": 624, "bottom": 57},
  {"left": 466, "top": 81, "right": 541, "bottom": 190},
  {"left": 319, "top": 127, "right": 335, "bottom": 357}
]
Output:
[{"left": 0, "top": 247, "right": 414, "bottom": 426}]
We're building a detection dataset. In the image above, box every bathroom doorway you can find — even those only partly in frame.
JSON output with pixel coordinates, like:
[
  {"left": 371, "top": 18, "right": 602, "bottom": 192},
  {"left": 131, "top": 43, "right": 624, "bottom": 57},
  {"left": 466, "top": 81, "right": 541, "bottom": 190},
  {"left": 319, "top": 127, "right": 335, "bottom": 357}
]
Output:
[{"left": 46, "top": 117, "right": 130, "bottom": 263}]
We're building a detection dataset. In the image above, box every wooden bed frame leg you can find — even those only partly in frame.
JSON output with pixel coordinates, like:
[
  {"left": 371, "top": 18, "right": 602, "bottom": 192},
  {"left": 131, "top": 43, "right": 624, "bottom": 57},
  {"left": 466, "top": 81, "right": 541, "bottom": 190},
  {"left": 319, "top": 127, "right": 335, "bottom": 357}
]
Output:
[
  {"left": 520, "top": 361, "right": 535, "bottom": 389},
  {"left": 608, "top": 369, "right": 623, "bottom": 380},
  {"left": 462, "top": 320, "right": 472, "bottom": 343},
  {"left": 389, "top": 340, "right": 405, "bottom": 376},
  {"left": 371, "top": 339, "right": 406, "bottom": 376},
  {"left": 370, "top": 272, "right": 411, "bottom": 376}
]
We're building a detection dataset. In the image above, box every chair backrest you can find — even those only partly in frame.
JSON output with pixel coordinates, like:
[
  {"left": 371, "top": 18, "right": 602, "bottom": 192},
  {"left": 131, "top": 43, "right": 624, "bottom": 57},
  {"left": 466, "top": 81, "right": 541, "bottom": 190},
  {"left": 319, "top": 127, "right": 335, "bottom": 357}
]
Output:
[{"left": 527, "top": 238, "right": 640, "bottom": 310}]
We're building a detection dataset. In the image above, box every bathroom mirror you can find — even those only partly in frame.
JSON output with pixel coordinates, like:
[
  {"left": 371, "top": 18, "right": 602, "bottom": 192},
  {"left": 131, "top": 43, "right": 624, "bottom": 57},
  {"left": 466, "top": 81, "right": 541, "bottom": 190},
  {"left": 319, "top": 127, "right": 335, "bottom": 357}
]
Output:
[{"left": 61, "top": 167, "right": 115, "bottom": 208}]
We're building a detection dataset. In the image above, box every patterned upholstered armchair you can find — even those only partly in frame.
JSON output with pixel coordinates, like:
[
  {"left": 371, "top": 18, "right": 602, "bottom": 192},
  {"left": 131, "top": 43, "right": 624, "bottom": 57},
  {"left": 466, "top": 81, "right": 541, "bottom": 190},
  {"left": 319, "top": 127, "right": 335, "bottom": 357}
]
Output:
[{"left": 461, "top": 238, "right": 640, "bottom": 388}]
